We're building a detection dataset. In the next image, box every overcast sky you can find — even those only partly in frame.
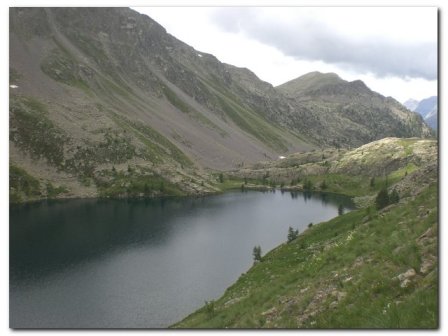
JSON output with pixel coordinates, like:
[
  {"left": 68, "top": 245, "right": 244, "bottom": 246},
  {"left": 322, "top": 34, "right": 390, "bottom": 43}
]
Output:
[{"left": 133, "top": 7, "right": 437, "bottom": 103}]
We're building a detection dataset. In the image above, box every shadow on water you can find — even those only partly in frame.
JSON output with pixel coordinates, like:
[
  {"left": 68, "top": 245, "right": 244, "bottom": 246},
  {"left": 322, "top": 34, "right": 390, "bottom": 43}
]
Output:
[
  {"left": 10, "top": 191, "right": 354, "bottom": 283},
  {"left": 10, "top": 190, "right": 355, "bottom": 327},
  {"left": 10, "top": 197, "right": 210, "bottom": 282}
]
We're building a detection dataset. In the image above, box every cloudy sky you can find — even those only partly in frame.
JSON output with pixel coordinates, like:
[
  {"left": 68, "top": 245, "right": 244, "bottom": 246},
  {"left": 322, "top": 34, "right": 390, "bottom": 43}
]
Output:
[{"left": 134, "top": 7, "right": 437, "bottom": 103}]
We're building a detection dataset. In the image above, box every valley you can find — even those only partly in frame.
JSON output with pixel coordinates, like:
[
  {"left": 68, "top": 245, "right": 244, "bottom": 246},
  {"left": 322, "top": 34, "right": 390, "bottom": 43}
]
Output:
[{"left": 9, "top": 7, "right": 438, "bottom": 330}]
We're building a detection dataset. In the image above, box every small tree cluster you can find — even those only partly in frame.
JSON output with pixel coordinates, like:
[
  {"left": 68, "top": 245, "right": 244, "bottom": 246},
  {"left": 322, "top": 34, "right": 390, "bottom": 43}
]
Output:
[
  {"left": 290, "top": 177, "right": 301, "bottom": 186},
  {"left": 320, "top": 180, "right": 327, "bottom": 190},
  {"left": 287, "top": 227, "right": 299, "bottom": 243},
  {"left": 204, "top": 300, "right": 215, "bottom": 317},
  {"left": 375, "top": 187, "right": 400, "bottom": 210},
  {"left": 253, "top": 245, "right": 262, "bottom": 262},
  {"left": 389, "top": 189, "right": 400, "bottom": 204},
  {"left": 218, "top": 173, "right": 224, "bottom": 183},
  {"left": 303, "top": 179, "right": 313, "bottom": 191},
  {"left": 375, "top": 188, "right": 389, "bottom": 209},
  {"left": 338, "top": 204, "right": 344, "bottom": 216}
]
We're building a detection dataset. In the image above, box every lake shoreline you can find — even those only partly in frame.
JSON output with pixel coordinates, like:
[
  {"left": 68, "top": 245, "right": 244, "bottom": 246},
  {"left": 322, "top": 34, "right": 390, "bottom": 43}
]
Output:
[{"left": 10, "top": 190, "right": 353, "bottom": 328}]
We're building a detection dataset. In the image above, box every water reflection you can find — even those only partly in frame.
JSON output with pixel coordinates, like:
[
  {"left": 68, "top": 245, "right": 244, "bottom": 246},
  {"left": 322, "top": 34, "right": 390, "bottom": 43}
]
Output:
[{"left": 10, "top": 190, "right": 354, "bottom": 328}]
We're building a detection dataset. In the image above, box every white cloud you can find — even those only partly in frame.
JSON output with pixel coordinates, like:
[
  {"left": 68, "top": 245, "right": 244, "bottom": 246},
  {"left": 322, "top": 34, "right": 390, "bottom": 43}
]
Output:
[{"left": 133, "top": 6, "right": 438, "bottom": 102}]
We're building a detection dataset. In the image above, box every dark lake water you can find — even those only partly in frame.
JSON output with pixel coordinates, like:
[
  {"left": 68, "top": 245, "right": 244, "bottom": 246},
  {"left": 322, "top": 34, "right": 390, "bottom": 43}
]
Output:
[{"left": 10, "top": 190, "right": 354, "bottom": 328}]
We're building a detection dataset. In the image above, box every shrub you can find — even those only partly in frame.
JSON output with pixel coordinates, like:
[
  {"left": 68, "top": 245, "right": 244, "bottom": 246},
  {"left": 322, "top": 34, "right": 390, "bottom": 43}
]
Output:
[
  {"left": 253, "top": 245, "right": 262, "bottom": 262},
  {"left": 287, "top": 227, "right": 299, "bottom": 243},
  {"left": 375, "top": 187, "right": 390, "bottom": 210},
  {"left": 390, "top": 189, "right": 400, "bottom": 204},
  {"left": 204, "top": 300, "right": 215, "bottom": 318},
  {"left": 321, "top": 180, "right": 327, "bottom": 190}
]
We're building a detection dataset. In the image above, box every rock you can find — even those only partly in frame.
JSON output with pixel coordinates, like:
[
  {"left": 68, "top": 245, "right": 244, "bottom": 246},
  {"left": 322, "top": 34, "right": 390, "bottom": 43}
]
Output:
[
  {"left": 400, "top": 279, "right": 411, "bottom": 288},
  {"left": 261, "top": 307, "right": 277, "bottom": 318},
  {"left": 352, "top": 256, "right": 364, "bottom": 268},
  {"left": 224, "top": 297, "right": 243, "bottom": 307},
  {"left": 331, "top": 290, "right": 347, "bottom": 301},
  {"left": 329, "top": 301, "right": 338, "bottom": 309},
  {"left": 397, "top": 268, "right": 416, "bottom": 282},
  {"left": 417, "top": 227, "right": 435, "bottom": 245},
  {"left": 420, "top": 257, "right": 435, "bottom": 274},
  {"left": 337, "top": 292, "right": 347, "bottom": 301},
  {"left": 300, "top": 287, "right": 309, "bottom": 294},
  {"left": 392, "top": 246, "right": 404, "bottom": 255}
]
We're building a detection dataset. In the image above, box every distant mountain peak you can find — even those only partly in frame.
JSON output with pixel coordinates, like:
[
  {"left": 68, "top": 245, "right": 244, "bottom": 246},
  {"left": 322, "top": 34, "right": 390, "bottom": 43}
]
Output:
[
  {"left": 277, "top": 71, "right": 373, "bottom": 98},
  {"left": 404, "top": 98, "right": 419, "bottom": 111}
]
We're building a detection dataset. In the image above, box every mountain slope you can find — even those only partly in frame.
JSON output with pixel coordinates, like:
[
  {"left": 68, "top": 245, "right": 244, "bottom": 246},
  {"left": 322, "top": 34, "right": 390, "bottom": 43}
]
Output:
[
  {"left": 277, "top": 72, "right": 433, "bottom": 147},
  {"left": 9, "top": 8, "right": 433, "bottom": 202},
  {"left": 9, "top": 7, "right": 311, "bottom": 201},
  {"left": 415, "top": 96, "right": 438, "bottom": 130},
  {"left": 403, "top": 96, "right": 437, "bottom": 130},
  {"left": 175, "top": 138, "right": 438, "bottom": 328}
]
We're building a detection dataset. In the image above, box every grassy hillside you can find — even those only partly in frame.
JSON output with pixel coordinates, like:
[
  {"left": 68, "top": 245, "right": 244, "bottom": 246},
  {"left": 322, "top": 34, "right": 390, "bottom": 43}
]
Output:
[{"left": 174, "top": 139, "right": 438, "bottom": 328}]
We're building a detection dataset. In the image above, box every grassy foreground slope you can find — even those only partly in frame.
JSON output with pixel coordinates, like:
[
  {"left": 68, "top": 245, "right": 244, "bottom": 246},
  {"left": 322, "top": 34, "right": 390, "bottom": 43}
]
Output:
[{"left": 175, "top": 138, "right": 438, "bottom": 328}]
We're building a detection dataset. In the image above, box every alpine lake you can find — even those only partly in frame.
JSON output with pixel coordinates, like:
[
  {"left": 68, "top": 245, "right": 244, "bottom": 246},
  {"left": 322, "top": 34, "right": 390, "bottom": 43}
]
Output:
[{"left": 10, "top": 190, "right": 354, "bottom": 328}]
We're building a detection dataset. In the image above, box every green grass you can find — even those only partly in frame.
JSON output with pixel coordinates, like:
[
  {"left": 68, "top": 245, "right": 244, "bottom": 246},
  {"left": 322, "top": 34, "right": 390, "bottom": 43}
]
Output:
[
  {"left": 46, "top": 182, "right": 69, "bottom": 198},
  {"left": 64, "top": 129, "right": 136, "bottom": 178},
  {"left": 174, "top": 182, "right": 437, "bottom": 328},
  {"left": 199, "top": 75, "right": 290, "bottom": 151},
  {"left": 110, "top": 113, "right": 193, "bottom": 167},
  {"left": 162, "top": 85, "right": 227, "bottom": 136},
  {"left": 40, "top": 48, "right": 91, "bottom": 95},
  {"left": 95, "top": 168, "right": 184, "bottom": 198},
  {"left": 10, "top": 96, "right": 68, "bottom": 168},
  {"left": 303, "top": 174, "right": 390, "bottom": 197},
  {"left": 216, "top": 95, "right": 287, "bottom": 152},
  {"left": 213, "top": 175, "right": 246, "bottom": 191},
  {"left": 163, "top": 86, "right": 191, "bottom": 114},
  {"left": 9, "top": 164, "right": 42, "bottom": 203}
]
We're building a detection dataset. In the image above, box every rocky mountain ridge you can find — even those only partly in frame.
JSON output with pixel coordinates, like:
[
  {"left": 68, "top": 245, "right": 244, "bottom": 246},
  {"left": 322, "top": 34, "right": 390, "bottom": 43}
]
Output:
[
  {"left": 9, "top": 7, "right": 433, "bottom": 202},
  {"left": 404, "top": 96, "right": 437, "bottom": 130}
]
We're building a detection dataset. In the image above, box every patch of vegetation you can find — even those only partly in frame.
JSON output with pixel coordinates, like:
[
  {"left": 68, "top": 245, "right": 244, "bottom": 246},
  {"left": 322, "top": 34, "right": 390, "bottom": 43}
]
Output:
[
  {"left": 302, "top": 173, "right": 401, "bottom": 198},
  {"left": 67, "top": 31, "right": 109, "bottom": 67},
  {"left": 65, "top": 129, "right": 136, "bottom": 178},
  {"left": 175, "top": 183, "right": 437, "bottom": 328},
  {"left": 10, "top": 96, "right": 68, "bottom": 168},
  {"left": 46, "top": 182, "right": 69, "bottom": 198},
  {"left": 287, "top": 227, "right": 299, "bottom": 243},
  {"left": 40, "top": 48, "right": 91, "bottom": 94},
  {"left": 388, "top": 163, "right": 417, "bottom": 181},
  {"left": 375, "top": 187, "right": 400, "bottom": 210},
  {"left": 110, "top": 114, "right": 193, "bottom": 167},
  {"left": 9, "top": 164, "right": 42, "bottom": 203},
  {"left": 99, "top": 76, "right": 133, "bottom": 99},
  {"left": 253, "top": 245, "right": 262, "bottom": 262},
  {"left": 216, "top": 95, "right": 287, "bottom": 152},
  {"left": 95, "top": 168, "right": 184, "bottom": 198},
  {"left": 162, "top": 85, "right": 227, "bottom": 136},
  {"left": 162, "top": 86, "right": 191, "bottom": 114}
]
